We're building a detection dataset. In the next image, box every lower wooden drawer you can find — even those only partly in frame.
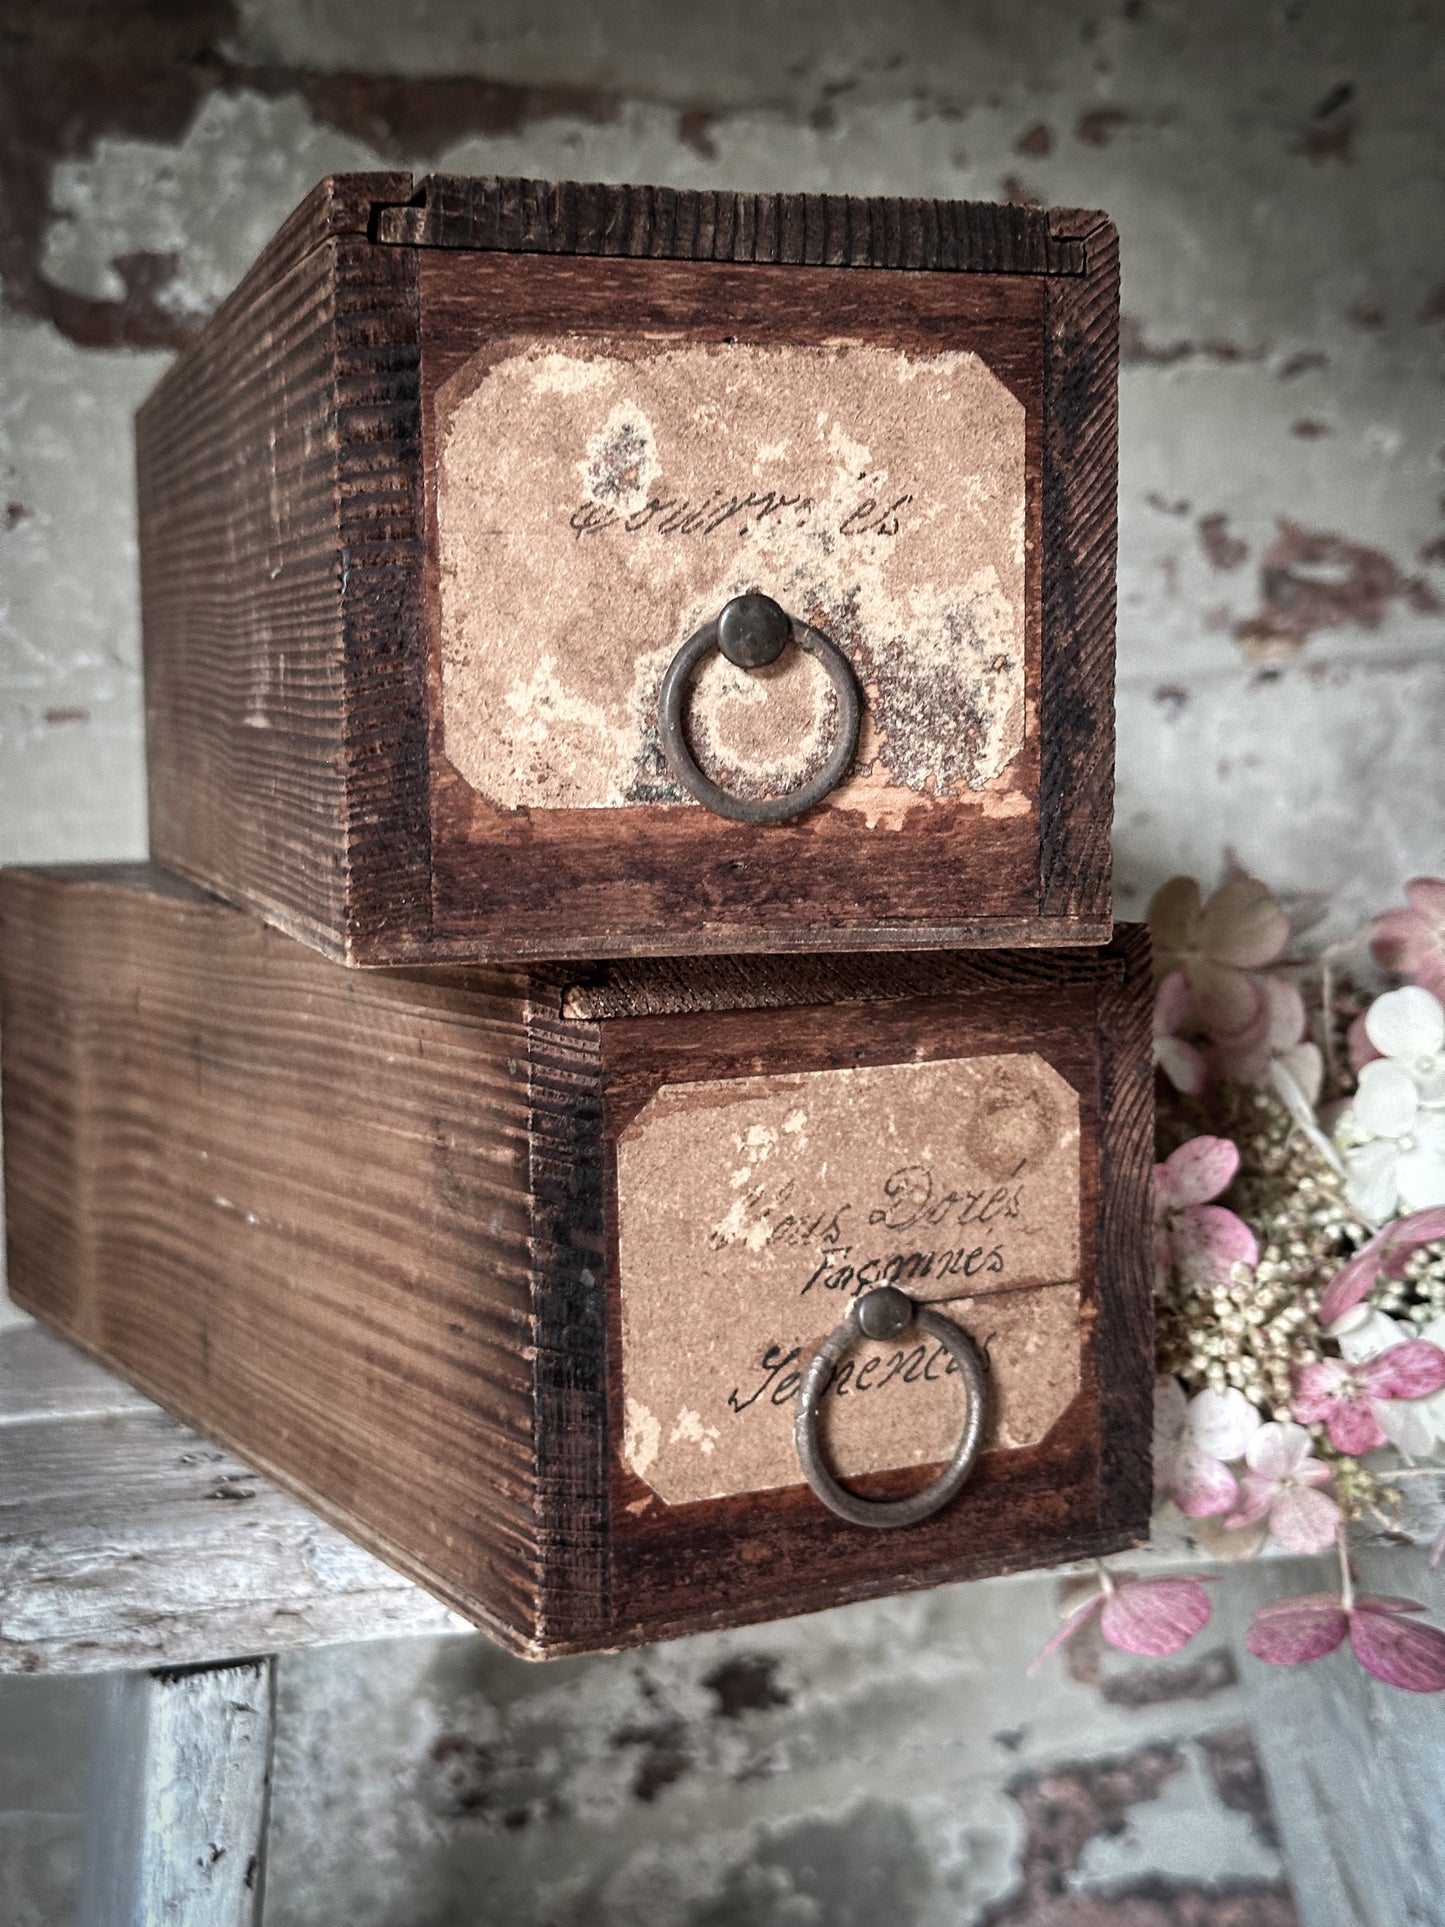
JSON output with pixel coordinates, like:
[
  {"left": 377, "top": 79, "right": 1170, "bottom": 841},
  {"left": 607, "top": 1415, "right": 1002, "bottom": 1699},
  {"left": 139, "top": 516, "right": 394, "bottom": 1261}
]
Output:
[{"left": 0, "top": 865, "right": 1152, "bottom": 1656}]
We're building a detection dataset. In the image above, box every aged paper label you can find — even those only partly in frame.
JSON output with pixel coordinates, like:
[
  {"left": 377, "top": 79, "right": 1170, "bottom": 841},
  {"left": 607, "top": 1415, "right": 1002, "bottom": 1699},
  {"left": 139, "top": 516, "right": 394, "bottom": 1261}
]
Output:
[
  {"left": 434, "top": 336, "right": 1027, "bottom": 819},
  {"left": 616, "top": 1054, "right": 1081, "bottom": 1506}
]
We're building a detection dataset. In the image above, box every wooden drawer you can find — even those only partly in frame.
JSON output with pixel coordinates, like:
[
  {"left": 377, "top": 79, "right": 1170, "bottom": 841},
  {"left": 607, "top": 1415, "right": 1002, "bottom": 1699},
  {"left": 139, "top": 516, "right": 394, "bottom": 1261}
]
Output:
[
  {"left": 1, "top": 866, "right": 1151, "bottom": 1656},
  {"left": 137, "top": 174, "right": 1119, "bottom": 966}
]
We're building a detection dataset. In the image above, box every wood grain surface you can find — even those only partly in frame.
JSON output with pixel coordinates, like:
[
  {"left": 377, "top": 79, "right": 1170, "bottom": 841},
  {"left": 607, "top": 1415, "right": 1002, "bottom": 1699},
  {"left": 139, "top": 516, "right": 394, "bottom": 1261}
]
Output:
[
  {"left": 138, "top": 172, "right": 1117, "bottom": 966},
  {"left": 1, "top": 867, "right": 1151, "bottom": 1654}
]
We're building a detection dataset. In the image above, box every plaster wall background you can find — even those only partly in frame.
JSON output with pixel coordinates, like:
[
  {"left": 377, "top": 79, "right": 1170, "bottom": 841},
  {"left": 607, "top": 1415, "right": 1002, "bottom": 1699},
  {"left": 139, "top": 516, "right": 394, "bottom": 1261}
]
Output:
[{"left": 1, "top": 3, "right": 1442, "bottom": 1921}]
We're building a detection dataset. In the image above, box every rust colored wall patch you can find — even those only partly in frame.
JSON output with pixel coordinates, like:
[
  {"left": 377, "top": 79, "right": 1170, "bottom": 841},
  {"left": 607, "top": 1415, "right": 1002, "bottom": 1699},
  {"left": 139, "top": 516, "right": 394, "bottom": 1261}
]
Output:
[
  {"left": 435, "top": 336, "right": 1027, "bottom": 817},
  {"left": 616, "top": 1054, "right": 1081, "bottom": 1505}
]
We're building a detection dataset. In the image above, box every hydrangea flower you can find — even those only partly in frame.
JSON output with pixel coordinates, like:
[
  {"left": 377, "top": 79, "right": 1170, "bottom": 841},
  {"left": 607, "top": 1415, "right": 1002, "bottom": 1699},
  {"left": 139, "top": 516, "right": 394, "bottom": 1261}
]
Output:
[
  {"left": 1335, "top": 987, "right": 1445, "bottom": 1221},
  {"left": 1293, "top": 1341, "right": 1445, "bottom": 1455},
  {"left": 1154, "top": 1137, "right": 1258, "bottom": 1289},
  {"left": 1153, "top": 971, "right": 1206, "bottom": 1096},
  {"left": 1246, "top": 1592, "right": 1445, "bottom": 1692},
  {"left": 1148, "top": 875, "right": 1290, "bottom": 1035},
  {"left": 1031, "top": 1571, "right": 1213, "bottom": 1674},
  {"left": 1154, "top": 1382, "right": 1262, "bottom": 1517},
  {"left": 1326, "top": 1304, "right": 1445, "bottom": 1457},
  {"left": 1221, "top": 1421, "right": 1340, "bottom": 1553},
  {"left": 1371, "top": 877, "right": 1445, "bottom": 1000}
]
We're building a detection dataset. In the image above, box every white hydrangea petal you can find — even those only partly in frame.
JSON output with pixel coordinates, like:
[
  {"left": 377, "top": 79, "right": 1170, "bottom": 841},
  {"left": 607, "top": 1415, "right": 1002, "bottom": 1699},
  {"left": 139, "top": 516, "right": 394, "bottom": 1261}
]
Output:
[
  {"left": 1395, "top": 1146, "right": 1445, "bottom": 1213},
  {"left": 1344, "top": 1138, "right": 1400, "bottom": 1224},
  {"left": 1365, "top": 985, "right": 1445, "bottom": 1061},
  {"left": 1414, "top": 1059, "right": 1445, "bottom": 1106},
  {"left": 1353, "top": 1060, "right": 1420, "bottom": 1139},
  {"left": 1373, "top": 1398, "right": 1439, "bottom": 1458},
  {"left": 1245, "top": 1419, "right": 1311, "bottom": 1479},
  {"left": 1185, "top": 1385, "right": 1263, "bottom": 1461},
  {"left": 1335, "top": 1309, "right": 1412, "bottom": 1361}
]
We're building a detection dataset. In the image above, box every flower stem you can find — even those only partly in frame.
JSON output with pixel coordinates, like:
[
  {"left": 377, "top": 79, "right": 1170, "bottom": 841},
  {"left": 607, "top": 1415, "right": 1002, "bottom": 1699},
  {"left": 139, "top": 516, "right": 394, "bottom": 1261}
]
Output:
[{"left": 1336, "top": 1526, "right": 1355, "bottom": 1612}]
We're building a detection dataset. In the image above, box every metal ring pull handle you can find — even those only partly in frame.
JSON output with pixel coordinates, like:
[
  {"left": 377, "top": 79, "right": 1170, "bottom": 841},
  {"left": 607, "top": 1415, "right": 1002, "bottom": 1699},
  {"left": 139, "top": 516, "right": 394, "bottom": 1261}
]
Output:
[
  {"left": 658, "top": 594, "right": 862, "bottom": 824},
  {"left": 794, "top": 1286, "right": 989, "bottom": 1529}
]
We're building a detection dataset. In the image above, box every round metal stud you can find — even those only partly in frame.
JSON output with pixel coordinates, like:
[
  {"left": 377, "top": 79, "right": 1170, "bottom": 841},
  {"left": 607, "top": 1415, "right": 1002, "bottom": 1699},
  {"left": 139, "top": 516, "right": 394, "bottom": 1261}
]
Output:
[
  {"left": 793, "top": 1290, "right": 989, "bottom": 1530},
  {"left": 716, "top": 593, "right": 792, "bottom": 669},
  {"left": 658, "top": 598, "right": 862, "bottom": 824}
]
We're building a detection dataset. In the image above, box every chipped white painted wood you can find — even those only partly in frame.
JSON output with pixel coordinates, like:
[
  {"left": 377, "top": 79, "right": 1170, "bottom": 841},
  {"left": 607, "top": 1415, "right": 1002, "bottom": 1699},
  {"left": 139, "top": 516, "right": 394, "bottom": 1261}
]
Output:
[
  {"left": 77, "top": 1659, "right": 274, "bottom": 1927},
  {"left": 0, "top": 1321, "right": 464, "bottom": 1675}
]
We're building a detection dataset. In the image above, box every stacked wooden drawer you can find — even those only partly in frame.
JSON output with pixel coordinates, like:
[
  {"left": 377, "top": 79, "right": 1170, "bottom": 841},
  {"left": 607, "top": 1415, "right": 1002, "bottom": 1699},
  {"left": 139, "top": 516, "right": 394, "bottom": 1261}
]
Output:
[{"left": 0, "top": 175, "right": 1150, "bottom": 1656}]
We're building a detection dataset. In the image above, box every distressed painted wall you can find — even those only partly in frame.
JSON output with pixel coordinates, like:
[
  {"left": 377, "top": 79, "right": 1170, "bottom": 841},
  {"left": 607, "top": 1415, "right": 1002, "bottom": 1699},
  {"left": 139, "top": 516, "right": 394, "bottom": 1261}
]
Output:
[{"left": 2, "top": 2, "right": 1443, "bottom": 1921}]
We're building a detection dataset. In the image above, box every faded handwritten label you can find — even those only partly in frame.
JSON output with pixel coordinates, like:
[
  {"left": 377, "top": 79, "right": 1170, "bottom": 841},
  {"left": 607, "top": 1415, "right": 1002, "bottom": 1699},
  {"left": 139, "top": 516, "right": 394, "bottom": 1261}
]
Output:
[
  {"left": 616, "top": 1055, "right": 1081, "bottom": 1505},
  {"left": 434, "top": 336, "right": 1027, "bottom": 817}
]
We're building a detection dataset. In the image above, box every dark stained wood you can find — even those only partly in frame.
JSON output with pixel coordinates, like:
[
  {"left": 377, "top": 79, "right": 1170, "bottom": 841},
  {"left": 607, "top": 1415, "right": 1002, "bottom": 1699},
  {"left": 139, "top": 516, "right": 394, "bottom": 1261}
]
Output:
[
  {"left": 1, "top": 866, "right": 1151, "bottom": 1656},
  {"left": 375, "top": 176, "right": 1087, "bottom": 277},
  {"left": 1039, "top": 210, "right": 1120, "bottom": 923},
  {"left": 138, "top": 173, "right": 1118, "bottom": 966}
]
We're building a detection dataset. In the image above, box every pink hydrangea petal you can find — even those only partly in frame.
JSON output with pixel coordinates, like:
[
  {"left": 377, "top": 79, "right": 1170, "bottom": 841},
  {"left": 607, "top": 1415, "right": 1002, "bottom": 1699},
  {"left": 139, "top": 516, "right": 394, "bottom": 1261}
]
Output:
[
  {"left": 1172, "top": 1447, "right": 1239, "bottom": 1518},
  {"left": 1147, "top": 876, "right": 1203, "bottom": 957},
  {"left": 1245, "top": 1595, "right": 1349, "bottom": 1665},
  {"left": 1195, "top": 877, "right": 1290, "bottom": 968},
  {"left": 1357, "top": 1340, "right": 1445, "bottom": 1402},
  {"left": 1157, "top": 1135, "right": 1241, "bottom": 1208},
  {"left": 1028, "top": 1592, "right": 1104, "bottom": 1674},
  {"left": 1292, "top": 1358, "right": 1348, "bottom": 1421},
  {"left": 1297, "top": 1455, "right": 1333, "bottom": 1488},
  {"left": 1353, "top": 1595, "right": 1426, "bottom": 1614},
  {"left": 1172, "top": 1205, "right": 1259, "bottom": 1285},
  {"left": 1259, "top": 976, "right": 1307, "bottom": 1052},
  {"left": 1322, "top": 1399, "right": 1388, "bottom": 1457},
  {"left": 1267, "top": 1483, "right": 1342, "bottom": 1555},
  {"left": 1099, "top": 1577, "right": 1213, "bottom": 1657},
  {"left": 1349, "top": 1604, "right": 1445, "bottom": 1692},
  {"left": 1379, "top": 1208, "right": 1445, "bottom": 1280},
  {"left": 1405, "top": 877, "right": 1445, "bottom": 921},
  {"left": 1156, "top": 1035, "right": 1207, "bottom": 1097},
  {"left": 1154, "top": 969, "right": 1194, "bottom": 1034},
  {"left": 1347, "top": 1011, "right": 1382, "bottom": 1074},
  {"left": 1370, "top": 905, "right": 1436, "bottom": 976},
  {"left": 1277, "top": 1041, "right": 1323, "bottom": 1106},
  {"left": 1222, "top": 1473, "right": 1278, "bottom": 1530},
  {"left": 1416, "top": 957, "right": 1445, "bottom": 1000},
  {"left": 1190, "top": 960, "right": 1267, "bottom": 1039},
  {"left": 1244, "top": 1420, "right": 1312, "bottom": 1480}
]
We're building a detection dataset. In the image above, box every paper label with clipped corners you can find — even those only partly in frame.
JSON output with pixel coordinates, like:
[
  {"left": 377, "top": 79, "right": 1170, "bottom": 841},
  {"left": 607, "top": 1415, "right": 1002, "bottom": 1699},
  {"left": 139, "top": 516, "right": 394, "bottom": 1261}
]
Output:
[
  {"left": 434, "top": 335, "right": 1028, "bottom": 822},
  {"left": 615, "top": 1054, "right": 1082, "bottom": 1506}
]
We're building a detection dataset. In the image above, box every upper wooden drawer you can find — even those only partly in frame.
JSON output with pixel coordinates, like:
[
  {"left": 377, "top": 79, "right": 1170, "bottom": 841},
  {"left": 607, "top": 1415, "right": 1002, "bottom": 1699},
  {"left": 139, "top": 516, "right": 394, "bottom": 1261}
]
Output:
[{"left": 138, "top": 174, "right": 1118, "bottom": 966}]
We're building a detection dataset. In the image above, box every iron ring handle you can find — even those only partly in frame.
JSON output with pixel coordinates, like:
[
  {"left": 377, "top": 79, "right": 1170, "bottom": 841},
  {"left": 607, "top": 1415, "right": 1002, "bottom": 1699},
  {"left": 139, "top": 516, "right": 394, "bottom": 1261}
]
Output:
[
  {"left": 793, "top": 1286, "right": 989, "bottom": 1530},
  {"left": 658, "top": 593, "right": 862, "bottom": 824}
]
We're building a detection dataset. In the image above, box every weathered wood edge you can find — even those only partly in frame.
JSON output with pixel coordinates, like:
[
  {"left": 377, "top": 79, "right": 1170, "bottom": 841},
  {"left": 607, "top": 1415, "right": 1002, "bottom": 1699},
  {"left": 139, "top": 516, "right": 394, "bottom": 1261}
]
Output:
[
  {"left": 557, "top": 934, "right": 1141, "bottom": 1021},
  {"left": 331, "top": 234, "right": 434, "bottom": 960},
  {"left": 1091, "top": 922, "right": 1156, "bottom": 1539},
  {"left": 135, "top": 173, "right": 413, "bottom": 439},
  {"left": 373, "top": 176, "right": 1092, "bottom": 277},
  {"left": 1038, "top": 210, "right": 1119, "bottom": 923},
  {"left": 525, "top": 997, "right": 612, "bottom": 1648}
]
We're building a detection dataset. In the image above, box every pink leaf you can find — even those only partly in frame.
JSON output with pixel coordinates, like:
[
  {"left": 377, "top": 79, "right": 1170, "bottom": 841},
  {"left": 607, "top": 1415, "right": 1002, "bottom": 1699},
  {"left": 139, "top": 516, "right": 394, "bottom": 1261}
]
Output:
[
  {"left": 1027, "top": 1592, "right": 1104, "bottom": 1675},
  {"left": 1156, "top": 1035, "right": 1207, "bottom": 1097},
  {"left": 1172, "top": 1447, "right": 1239, "bottom": 1518},
  {"left": 1267, "top": 1483, "right": 1342, "bottom": 1555},
  {"left": 1349, "top": 1603, "right": 1445, "bottom": 1692},
  {"left": 1358, "top": 1340, "right": 1445, "bottom": 1402},
  {"left": 1099, "top": 1577, "right": 1212, "bottom": 1657},
  {"left": 1156, "top": 1136, "right": 1240, "bottom": 1209},
  {"left": 1171, "top": 1205, "right": 1259, "bottom": 1284},
  {"left": 1245, "top": 1594, "right": 1348, "bottom": 1666}
]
